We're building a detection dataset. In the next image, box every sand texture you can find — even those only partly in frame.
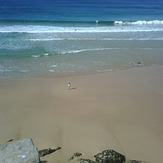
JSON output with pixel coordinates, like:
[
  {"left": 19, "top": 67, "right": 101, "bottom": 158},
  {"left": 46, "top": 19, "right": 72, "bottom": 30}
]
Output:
[{"left": 0, "top": 65, "right": 163, "bottom": 163}]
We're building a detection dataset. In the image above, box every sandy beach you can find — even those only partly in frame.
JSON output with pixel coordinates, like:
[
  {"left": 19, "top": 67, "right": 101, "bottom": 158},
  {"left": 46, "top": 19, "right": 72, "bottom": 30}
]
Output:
[{"left": 0, "top": 65, "right": 163, "bottom": 163}]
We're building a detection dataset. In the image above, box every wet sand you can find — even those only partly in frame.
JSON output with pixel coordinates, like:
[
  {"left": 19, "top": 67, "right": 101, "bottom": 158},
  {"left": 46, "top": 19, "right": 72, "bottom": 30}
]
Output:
[{"left": 0, "top": 65, "right": 163, "bottom": 163}]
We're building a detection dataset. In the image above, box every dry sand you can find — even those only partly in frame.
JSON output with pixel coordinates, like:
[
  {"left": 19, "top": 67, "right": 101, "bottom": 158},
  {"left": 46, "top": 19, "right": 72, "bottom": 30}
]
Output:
[{"left": 0, "top": 65, "right": 163, "bottom": 163}]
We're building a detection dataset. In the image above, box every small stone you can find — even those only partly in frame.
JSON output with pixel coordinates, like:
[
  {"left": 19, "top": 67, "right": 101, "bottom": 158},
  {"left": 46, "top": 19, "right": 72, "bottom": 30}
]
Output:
[
  {"left": 70, "top": 152, "right": 82, "bottom": 160},
  {"left": 137, "top": 62, "right": 142, "bottom": 65},
  {"left": 74, "top": 152, "right": 82, "bottom": 157}
]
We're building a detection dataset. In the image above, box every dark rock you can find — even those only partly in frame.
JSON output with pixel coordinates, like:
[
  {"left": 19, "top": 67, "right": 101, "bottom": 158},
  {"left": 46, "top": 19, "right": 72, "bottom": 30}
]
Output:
[
  {"left": 38, "top": 147, "right": 61, "bottom": 157},
  {"left": 70, "top": 152, "right": 82, "bottom": 160},
  {"left": 127, "top": 160, "right": 147, "bottom": 163},
  {"left": 136, "top": 62, "right": 142, "bottom": 65},
  {"left": 0, "top": 138, "right": 40, "bottom": 163},
  {"left": 94, "top": 149, "right": 126, "bottom": 163},
  {"left": 129, "top": 62, "right": 143, "bottom": 66},
  {"left": 7, "top": 139, "right": 14, "bottom": 142},
  {"left": 74, "top": 152, "right": 82, "bottom": 157},
  {"left": 80, "top": 158, "right": 96, "bottom": 163}
]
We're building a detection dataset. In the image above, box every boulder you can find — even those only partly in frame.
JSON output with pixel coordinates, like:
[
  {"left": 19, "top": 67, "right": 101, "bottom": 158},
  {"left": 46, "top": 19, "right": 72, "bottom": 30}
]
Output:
[
  {"left": 94, "top": 149, "right": 126, "bottom": 163},
  {"left": 0, "top": 138, "right": 40, "bottom": 163}
]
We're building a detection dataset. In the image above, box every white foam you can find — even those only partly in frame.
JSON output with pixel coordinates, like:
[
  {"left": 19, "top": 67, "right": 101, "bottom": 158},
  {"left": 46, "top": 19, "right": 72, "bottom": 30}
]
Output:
[
  {"left": 115, "top": 20, "right": 163, "bottom": 25},
  {"left": 19, "top": 70, "right": 30, "bottom": 73},
  {"left": 32, "top": 55, "right": 41, "bottom": 58},
  {"left": 1, "top": 21, "right": 163, "bottom": 34},
  {"left": 44, "top": 53, "right": 49, "bottom": 56},
  {"left": 49, "top": 70, "right": 55, "bottom": 72},
  {"left": 61, "top": 47, "right": 129, "bottom": 55},
  {"left": 18, "top": 155, "right": 26, "bottom": 158},
  {"left": 0, "top": 70, "right": 12, "bottom": 73},
  {"left": 97, "top": 69, "right": 113, "bottom": 72},
  {"left": 26, "top": 37, "right": 163, "bottom": 41},
  {"left": 51, "top": 64, "right": 58, "bottom": 68},
  {"left": 27, "top": 38, "right": 65, "bottom": 41}
]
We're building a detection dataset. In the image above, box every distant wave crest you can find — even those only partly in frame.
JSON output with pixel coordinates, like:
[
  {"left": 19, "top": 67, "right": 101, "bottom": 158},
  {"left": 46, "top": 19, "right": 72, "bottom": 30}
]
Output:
[{"left": 114, "top": 20, "right": 163, "bottom": 25}]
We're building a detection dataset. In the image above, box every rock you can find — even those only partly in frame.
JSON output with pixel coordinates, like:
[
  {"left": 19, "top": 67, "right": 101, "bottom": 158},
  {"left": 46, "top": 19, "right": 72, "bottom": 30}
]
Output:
[
  {"left": 74, "top": 152, "right": 82, "bottom": 157},
  {"left": 127, "top": 160, "right": 148, "bottom": 163},
  {"left": 0, "top": 138, "right": 40, "bottom": 163},
  {"left": 136, "top": 62, "right": 142, "bottom": 65},
  {"left": 6, "top": 139, "right": 13, "bottom": 142},
  {"left": 80, "top": 158, "right": 96, "bottom": 163},
  {"left": 38, "top": 147, "right": 61, "bottom": 157},
  {"left": 129, "top": 62, "right": 143, "bottom": 66},
  {"left": 94, "top": 149, "right": 126, "bottom": 163},
  {"left": 70, "top": 152, "right": 82, "bottom": 160}
]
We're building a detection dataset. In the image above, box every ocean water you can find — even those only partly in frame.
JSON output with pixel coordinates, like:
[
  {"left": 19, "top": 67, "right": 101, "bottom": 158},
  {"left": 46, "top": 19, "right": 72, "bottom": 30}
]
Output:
[{"left": 0, "top": 0, "right": 163, "bottom": 79}]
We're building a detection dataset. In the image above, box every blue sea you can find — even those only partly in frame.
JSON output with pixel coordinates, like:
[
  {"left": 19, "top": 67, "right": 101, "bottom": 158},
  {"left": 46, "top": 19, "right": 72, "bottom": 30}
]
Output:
[{"left": 0, "top": 0, "right": 163, "bottom": 79}]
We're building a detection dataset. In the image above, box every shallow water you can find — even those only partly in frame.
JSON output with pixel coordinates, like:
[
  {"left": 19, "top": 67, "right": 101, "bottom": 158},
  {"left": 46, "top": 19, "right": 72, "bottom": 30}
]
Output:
[{"left": 0, "top": 39, "right": 163, "bottom": 79}]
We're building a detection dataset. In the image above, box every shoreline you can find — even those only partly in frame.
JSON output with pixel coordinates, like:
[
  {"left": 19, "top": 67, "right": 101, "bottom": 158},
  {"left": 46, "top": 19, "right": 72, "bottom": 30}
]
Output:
[
  {"left": 1, "top": 39, "right": 163, "bottom": 81},
  {"left": 0, "top": 65, "right": 163, "bottom": 163}
]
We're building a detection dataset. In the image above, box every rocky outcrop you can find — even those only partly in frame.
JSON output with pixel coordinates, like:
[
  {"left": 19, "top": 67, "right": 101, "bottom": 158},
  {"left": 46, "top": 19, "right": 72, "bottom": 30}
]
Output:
[
  {"left": 0, "top": 139, "right": 148, "bottom": 163},
  {"left": 94, "top": 149, "right": 126, "bottom": 163},
  {"left": 0, "top": 138, "right": 40, "bottom": 163}
]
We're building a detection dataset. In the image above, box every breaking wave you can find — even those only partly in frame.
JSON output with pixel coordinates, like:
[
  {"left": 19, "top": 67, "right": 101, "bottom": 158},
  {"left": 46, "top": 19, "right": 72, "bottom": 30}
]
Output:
[
  {"left": 0, "top": 20, "right": 163, "bottom": 34},
  {"left": 114, "top": 20, "right": 163, "bottom": 25}
]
